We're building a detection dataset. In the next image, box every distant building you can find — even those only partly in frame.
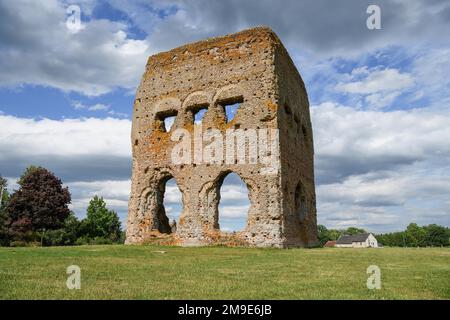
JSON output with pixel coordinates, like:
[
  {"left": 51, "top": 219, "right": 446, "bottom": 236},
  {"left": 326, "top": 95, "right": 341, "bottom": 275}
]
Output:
[
  {"left": 324, "top": 240, "right": 336, "bottom": 247},
  {"left": 335, "top": 233, "right": 378, "bottom": 248}
]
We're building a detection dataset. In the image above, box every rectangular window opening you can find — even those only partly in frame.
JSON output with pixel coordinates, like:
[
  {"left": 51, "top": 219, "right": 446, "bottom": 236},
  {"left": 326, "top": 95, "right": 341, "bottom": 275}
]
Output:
[
  {"left": 221, "top": 97, "right": 244, "bottom": 123},
  {"left": 156, "top": 110, "right": 178, "bottom": 132},
  {"left": 164, "top": 116, "right": 176, "bottom": 131},
  {"left": 194, "top": 108, "right": 207, "bottom": 124}
]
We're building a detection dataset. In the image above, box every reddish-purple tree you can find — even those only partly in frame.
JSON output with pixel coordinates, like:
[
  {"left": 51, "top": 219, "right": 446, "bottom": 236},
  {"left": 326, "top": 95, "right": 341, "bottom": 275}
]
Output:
[{"left": 6, "top": 166, "right": 71, "bottom": 237}]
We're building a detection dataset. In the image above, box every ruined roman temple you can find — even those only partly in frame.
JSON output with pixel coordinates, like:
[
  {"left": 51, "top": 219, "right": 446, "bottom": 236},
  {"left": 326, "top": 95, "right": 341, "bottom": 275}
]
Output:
[{"left": 125, "top": 27, "right": 317, "bottom": 247}]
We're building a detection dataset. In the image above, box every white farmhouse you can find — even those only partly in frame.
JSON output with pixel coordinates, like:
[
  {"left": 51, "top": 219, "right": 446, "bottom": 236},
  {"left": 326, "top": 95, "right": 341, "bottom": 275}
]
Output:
[{"left": 335, "top": 233, "right": 379, "bottom": 248}]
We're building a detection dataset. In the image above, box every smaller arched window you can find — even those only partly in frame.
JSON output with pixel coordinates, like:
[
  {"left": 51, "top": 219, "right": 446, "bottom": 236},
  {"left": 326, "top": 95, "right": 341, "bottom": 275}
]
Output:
[
  {"left": 189, "top": 103, "right": 209, "bottom": 125},
  {"left": 155, "top": 110, "right": 178, "bottom": 132},
  {"left": 218, "top": 96, "right": 243, "bottom": 123}
]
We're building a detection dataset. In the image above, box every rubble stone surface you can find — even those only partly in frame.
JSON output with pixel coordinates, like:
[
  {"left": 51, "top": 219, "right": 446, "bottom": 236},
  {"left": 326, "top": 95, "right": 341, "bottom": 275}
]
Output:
[{"left": 126, "top": 27, "right": 317, "bottom": 247}]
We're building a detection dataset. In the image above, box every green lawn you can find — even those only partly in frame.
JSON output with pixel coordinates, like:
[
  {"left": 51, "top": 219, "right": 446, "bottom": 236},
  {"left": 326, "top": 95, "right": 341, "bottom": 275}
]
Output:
[{"left": 0, "top": 245, "right": 449, "bottom": 299}]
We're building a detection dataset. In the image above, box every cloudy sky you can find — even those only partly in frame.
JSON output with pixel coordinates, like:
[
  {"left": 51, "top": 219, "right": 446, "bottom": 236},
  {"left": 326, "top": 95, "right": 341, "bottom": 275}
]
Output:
[{"left": 0, "top": 0, "right": 449, "bottom": 233}]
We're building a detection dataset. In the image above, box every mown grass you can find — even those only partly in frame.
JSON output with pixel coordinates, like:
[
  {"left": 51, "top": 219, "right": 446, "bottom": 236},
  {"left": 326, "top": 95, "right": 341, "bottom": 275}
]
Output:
[{"left": 0, "top": 245, "right": 449, "bottom": 299}]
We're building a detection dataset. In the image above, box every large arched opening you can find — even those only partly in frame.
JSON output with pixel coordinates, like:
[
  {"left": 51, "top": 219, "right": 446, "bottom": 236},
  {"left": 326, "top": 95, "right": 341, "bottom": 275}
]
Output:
[
  {"left": 163, "top": 177, "right": 183, "bottom": 233},
  {"left": 156, "top": 176, "right": 183, "bottom": 234},
  {"left": 216, "top": 172, "right": 250, "bottom": 232}
]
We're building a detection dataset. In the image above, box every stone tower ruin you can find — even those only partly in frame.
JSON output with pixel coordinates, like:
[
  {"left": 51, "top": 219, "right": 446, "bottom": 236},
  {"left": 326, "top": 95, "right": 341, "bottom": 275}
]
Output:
[{"left": 126, "top": 27, "right": 317, "bottom": 248}]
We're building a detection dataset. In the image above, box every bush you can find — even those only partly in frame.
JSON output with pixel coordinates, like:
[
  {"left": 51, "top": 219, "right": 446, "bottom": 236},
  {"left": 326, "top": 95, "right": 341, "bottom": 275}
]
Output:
[
  {"left": 80, "top": 196, "right": 122, "bottom": 242},
  {"left": 10, "top": 240, "right": 40, "bottom": 247},
  {"left": 75, "top": 236, "right": 114, "bottom": 245},
  {"left": 42, "top": 229, "right": 73, "bottom": 246}
]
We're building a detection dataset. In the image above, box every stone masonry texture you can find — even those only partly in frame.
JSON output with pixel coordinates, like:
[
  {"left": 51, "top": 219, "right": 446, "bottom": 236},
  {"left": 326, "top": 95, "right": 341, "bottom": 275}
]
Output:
[{"left": 126, "top": 27, "right": 318, "bottom": 247}]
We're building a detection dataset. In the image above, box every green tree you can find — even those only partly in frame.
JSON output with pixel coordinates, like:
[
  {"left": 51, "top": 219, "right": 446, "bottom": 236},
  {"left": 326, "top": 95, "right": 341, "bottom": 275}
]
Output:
[
  {"left": 0, "top": 175, "right": 7, "bottom": 206},
  {"left": 64, "top": 212, "right": 82, "bottom": 243},
  {"left": 0, "top": 176, "right": 11, "bottom": 246},
  {"left": 345, "top": 227, "right": 367, "bottom": 235},
  {"left": 423, "top": 224, "right": 450, "bottom": 247},
  {"left": 376, "top": 223, "right": 450, "bottom": 247},
  {"left": 81, "top": 196, "right": 121, "bottom": 241},
  {"left": 405, "top": 223, "right": 426, "bottom": 247},
  {"left": 43, "top": 212, "right": 81, "bottom": 246},
  {"left": 0, "top": 175, "right": 9, "bottom": 212},
  {"left": 327, "top": 229, "right": 343, "bottom": 241},
  {"left": 316, "top": 225, "right": 347, "bottom": 246},
  {"left": 376, "top": 231, "right": 405, "bottom": 247},
  {"left": 5, "top": 166, "right": 71, "bottom": 241},
  {"left": 317, "top": 225, "right": 330, "bottom": 246}
]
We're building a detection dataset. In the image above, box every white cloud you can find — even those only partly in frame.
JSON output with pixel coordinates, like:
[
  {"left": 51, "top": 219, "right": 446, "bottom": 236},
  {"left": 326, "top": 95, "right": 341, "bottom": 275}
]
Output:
[
  {"left": 411, "top": 48, "right": 450, "bottom": 111},
  {"left": 336, "top": 69, "right": 414, "bottom": 94},
  {"left": 0, "top": 115, "right": 131, "bottom": 182},
  {"left": 69, "top": 180, "right": 131, "bottom": 200},
  {"left": 312, "top": 102, "right": 450, "bottom": 231},
  {"left": 334, "top": 68, "right": 415, "bottom": 109},
  {"left": 0, "top": 0, "right": 150, "bottom": 96},
  {"left": 218, "top": 205, "right": 250, "bottom": 219},
  {"left": 88, "top": 104, "right": 109, "bottom": 111},
  {"left": 219, "top": 185, "right": 249, "bottom": 201},
  {"left": 1, "top": 0, "right": 449, "bottom": 97},
  {"left": 316, "top": 170, "right": 450, "bottom": 231},
  {"left": 136, "top": 0, "right": 450, "bottom": 62},
  {"left": 72, "top": 101, "right": 110, "bottom": 111},
  {"left": 107, "top": 110, "right": 130, "bottom": 118},
  {"left": 313, "top": 102, "right": 450, "bottom": 163},
  {"left": 164, "top": 184, "right": 182, "bottom": 203},
  {"left": 67, "top": 179, "right": 130, "bottom": 225},
  {"left": 71, "top": 197, "right": 129, "bottom": 216},
  {"left": 329, "top": 47, "right": 450, "bottom": 112},
  {"left": 413, "top": 48, "right": 450, "bottom": 92},
  {"left": 0, "top": 115, "right": 130, "bottom": 158},
  {"left": 318, "top": 172, "right": 450, "bottom": 208},
  {"left": 365, "top": 91, "right": 401, "bottom": 109}
]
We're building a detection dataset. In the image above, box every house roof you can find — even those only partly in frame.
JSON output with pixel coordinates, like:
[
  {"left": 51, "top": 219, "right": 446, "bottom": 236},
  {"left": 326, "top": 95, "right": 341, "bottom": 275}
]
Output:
[
  {"left": 324, "top": 240, "right": 336, "bottom": 247},
  {"left": 336, "top": 233, "right": 371, "bottom": 244}
]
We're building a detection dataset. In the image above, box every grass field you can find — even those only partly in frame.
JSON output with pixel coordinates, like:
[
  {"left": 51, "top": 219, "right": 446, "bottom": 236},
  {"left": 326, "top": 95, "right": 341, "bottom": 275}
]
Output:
[{"left": 0, "top": 245, "right": 449, "bottom": 299}]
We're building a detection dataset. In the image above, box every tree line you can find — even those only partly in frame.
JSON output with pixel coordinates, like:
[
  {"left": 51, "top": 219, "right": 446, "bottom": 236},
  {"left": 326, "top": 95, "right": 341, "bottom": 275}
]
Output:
[
  {"left": 317, "top": 223, "right": 450, "bottom": 247},
  {"left": 1, "top": 166, "right": 449, "bottom": 248},
  {"left": 0, "top": 166, "right": 123, "bottom": 247}
]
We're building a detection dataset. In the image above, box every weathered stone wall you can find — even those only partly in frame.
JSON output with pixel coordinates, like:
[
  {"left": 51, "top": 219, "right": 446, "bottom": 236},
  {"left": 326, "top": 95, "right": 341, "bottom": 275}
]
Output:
[
  {"left": 274, "top": 42, "right": 317, "bottom": 247},
  {"left": 126, "top": 27, "right": 317, "bottom": 247}
]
